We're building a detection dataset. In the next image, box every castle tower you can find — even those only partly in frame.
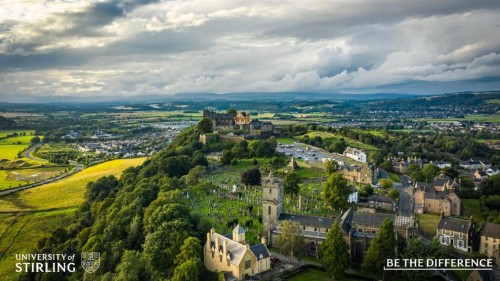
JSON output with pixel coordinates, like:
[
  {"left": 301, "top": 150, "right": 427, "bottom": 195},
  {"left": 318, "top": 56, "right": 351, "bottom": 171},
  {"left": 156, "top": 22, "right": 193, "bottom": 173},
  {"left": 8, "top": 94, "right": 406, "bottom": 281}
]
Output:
[
  {"left": 232, "top": 224, "right": 245, "bottom": 244},
  {"left": 262, "top": 172, "right": 284, "bottom": 235}
]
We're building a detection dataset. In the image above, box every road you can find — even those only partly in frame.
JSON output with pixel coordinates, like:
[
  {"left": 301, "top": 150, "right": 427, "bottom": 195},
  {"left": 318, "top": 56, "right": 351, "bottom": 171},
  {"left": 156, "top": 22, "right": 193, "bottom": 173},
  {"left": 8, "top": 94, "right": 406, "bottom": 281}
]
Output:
[
  {"left": 396, "top": 174, "right": 413, "bottom": 216},
  {"left": 22, "top": 143, "right": 44, "bottom": 161}
]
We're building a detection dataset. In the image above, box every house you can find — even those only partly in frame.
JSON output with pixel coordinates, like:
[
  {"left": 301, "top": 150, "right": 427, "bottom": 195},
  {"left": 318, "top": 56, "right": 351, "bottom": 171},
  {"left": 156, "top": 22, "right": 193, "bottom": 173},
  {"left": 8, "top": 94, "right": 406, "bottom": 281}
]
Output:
[
  {"left": 204, "top": 225, "right": 271, "bottom": 280},
  {"left": 479, "top": 223, "right": 500, "bottom": 264},
  {"left": 474, "top": 170, "right": 488, "bottom": 181},
  {"left": 486, "top": 168, "right": 499, "bottom": 176},
  {"left": 343, "top": 147, "right": 367, "bottom": 163},
  {"left": 413, "top": 174, "right": 461, "bottom": 216},
  {"left": 436, "top": 216, "right": 474, "bottom": 253},
  {"left": 432, "top": 161, "right": 452, "bottom": 169},
  {"left": 367, "top": 195, "right": 395, "bottom": 212},
  {"left": 337, "top": 164, "right": 378, "bottom": 185},
  {"left": 262, "top": 173, "right": 417, "bottom": 264},
  {"left": 348, "top": 186, "right": 358, "bottom": 204},
  {"left": 460, "top": 159, "right": 482, "bottom": 170}
]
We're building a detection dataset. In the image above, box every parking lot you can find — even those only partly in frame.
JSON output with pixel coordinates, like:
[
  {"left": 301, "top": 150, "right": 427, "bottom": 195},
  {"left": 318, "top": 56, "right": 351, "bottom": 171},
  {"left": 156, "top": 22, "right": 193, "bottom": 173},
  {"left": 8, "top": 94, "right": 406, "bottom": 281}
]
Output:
[{"left": 277, "top": 141, "right": 361, "bottom": 167}]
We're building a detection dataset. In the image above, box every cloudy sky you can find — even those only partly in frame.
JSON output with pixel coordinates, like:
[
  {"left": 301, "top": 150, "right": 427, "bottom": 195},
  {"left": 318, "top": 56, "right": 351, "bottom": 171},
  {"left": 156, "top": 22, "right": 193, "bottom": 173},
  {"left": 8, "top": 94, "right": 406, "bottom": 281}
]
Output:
[{"left": 1, "top": 0, "right": 500, "bottom": 99}]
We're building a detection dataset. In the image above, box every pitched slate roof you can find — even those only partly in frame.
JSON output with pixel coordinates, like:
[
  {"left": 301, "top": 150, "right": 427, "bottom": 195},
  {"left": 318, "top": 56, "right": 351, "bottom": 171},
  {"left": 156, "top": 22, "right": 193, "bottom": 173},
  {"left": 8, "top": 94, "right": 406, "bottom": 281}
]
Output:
[
  {"left": 368, "top": 195, "right": 393, "bottom": 204},
  {"left": 437, "top": 217, "right": 470, "bottom": 233},
  {"left": 279, "top": 213, "right": 334, "bottom": 228},
  {"left": 250, "top": 244, "right": 270, "bottom": 260},
  {"left": 481, "top": 223, "right": 500, "bottom": 239},
  {"left": 351, "top": 212, "right": 394, "bottom": 228},
  {"left": 209, "top": 233, "right": 247, "bottom": 266}
]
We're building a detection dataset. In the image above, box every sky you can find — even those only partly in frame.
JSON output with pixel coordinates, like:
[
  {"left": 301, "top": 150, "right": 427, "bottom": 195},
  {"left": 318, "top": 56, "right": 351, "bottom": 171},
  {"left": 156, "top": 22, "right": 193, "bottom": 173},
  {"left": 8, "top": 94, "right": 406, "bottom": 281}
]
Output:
[{"left": 1, "top": 0, "right": 500, "bottom": 100}]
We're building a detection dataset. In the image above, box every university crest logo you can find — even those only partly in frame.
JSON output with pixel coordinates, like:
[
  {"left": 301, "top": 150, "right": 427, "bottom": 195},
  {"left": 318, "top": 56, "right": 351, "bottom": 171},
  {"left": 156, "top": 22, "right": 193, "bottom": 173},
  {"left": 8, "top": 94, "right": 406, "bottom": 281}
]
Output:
[{"left": 81, "top": 252, "right": 100, "bottom": 273}]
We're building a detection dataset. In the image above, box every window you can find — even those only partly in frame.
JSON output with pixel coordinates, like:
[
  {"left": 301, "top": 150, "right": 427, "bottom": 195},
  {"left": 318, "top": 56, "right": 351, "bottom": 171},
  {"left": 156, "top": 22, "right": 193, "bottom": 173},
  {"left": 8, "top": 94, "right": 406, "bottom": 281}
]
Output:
[
  {"left": 303, "top": 226, "right": 305, "bottom": 230},
  {"left": 458, "top": 240, "right": 464, "bottom": 248},
  {"left": 268, "top": 206, "right": 271, "bottom": 215},
  {"left": 459, "top": 232, "right": 463, "bottom": 239},
  {"left": 269, "top": 188, "right": 272, "bottom": 194},
  {"left": 220, "top": 256, "right": 223, "bottom": 263},
  {"left": 245, "top": 260, "right": 251, "bottom": 269},
  {"left": 451, "top": 231, "right": 454, "bottom": 237}
]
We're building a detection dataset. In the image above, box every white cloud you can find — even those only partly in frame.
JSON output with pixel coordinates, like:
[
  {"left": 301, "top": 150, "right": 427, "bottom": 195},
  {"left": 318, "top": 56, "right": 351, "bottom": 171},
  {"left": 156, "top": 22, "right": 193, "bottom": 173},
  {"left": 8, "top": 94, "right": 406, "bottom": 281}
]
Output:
[{"left": 0, "top": 0, "right": 500, "bottom": 97}]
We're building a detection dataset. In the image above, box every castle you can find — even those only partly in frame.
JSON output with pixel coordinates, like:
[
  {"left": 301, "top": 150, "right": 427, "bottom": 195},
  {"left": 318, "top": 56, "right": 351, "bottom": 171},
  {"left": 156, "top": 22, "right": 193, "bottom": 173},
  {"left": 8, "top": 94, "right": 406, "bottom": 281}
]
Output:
[
  {"left": 202, "top": 109, "right": 274, "bottom": 134},
  {"left": 262, "top": 173, "right": 417, "bottom": 264},
  {"left": 337, "top": 164, "right": 379, "bottom": 185}
]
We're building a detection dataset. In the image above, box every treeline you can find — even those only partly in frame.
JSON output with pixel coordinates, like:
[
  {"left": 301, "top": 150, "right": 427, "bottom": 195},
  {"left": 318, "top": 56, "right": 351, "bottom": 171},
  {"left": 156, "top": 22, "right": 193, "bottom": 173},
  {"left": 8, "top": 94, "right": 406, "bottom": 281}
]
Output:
[
  {"left": 26, "top": 126, "right": 214, "bottom": 281},
  {"left": 281, "top": 124, "right": 500, "bottom": 165}
]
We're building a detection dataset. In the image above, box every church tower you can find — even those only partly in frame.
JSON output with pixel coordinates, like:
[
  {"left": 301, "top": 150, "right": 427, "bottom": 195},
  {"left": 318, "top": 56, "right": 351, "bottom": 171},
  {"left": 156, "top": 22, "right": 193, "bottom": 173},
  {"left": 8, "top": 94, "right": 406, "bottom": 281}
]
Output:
[{"left": 262, "top": 172, "right": 284, "bottom": 235}]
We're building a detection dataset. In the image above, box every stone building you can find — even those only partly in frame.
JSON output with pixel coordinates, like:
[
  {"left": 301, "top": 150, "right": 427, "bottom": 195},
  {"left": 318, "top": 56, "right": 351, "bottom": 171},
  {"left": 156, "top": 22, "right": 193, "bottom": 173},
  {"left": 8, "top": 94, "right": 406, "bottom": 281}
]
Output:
[
  {"left": 389, "top": 156, "right": 424, "bottom": 174},
  {"left": 204, "top": 225, "right": 271, "bottom": 280},
  {"left": 366, "top": 195, "right": 395, "bottom": 212},
  {"left": 479, "top": 223, "right": 500, "bottom": 264},
  {"left": 235, "top": 112, "right": 251, "bottom": 129},
  {"left": 436, "top": 216, "right": 474, "bottom": 253},
  {"left": 337, "top": 164, "right": 378, "bottom": 185},
  {"left": 262, "top": 173, "right": 417, "bottom": 264},
  {"left": 413, "top": 174, "right": 460, "bottom": 216},
  {"left": 343, "top": 147, "right": 367, "bottom": 163},
  {"left": 203, "top": 109, "right": 237, "bottom": 130}
]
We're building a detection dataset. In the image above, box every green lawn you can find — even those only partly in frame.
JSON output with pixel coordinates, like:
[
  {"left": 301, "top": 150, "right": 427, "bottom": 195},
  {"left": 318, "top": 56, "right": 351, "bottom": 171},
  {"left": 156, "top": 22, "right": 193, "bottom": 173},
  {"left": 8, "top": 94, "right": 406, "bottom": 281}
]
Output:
[
  {"left": 278, "top": 138, "right": 295, "bottom": 144},
  {"left": 0, "top": 130, "right": 35, "bottom": 138},
  {"left": 303, "top": 131, "right": 379, "bottom": 151},
  {"left": 286, "top": 268, "right": 360, "bottom": 281},
  {"left": 486, "top": 99, "right": 500, "bottom": 104},
  {"left": 416, "top": 213, "right": 441, "bottom": 238},
  {"left": 0, "top": 158, "right": 147, "bottom": 212},
  {"left": 0, "top": 144, "right": 28, "bottom": 160}
]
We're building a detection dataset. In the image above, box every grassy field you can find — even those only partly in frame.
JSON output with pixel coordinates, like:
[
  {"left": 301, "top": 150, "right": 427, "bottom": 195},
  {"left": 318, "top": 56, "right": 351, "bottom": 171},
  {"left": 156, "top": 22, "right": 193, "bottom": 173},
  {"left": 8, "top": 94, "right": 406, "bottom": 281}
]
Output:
[
  {"left": 0, "top": 167, "right": 68, "bottom": 190},
  {"left": 0, "top": 209, "right": 75, "bottom": 281},
  {"left": 0, "top": 136, "right": 38, "bottom": 145},
  {"left": 0, "top": 145, "right": 29, "bottom": 160},
  {"left": 0, "top": 130, "right": 35, "bottom": 138},
  {"left": 277, "top": 138, "right": 295, "bottom": 144},
  {"left": 303, "top": 131, "right": 379, "bottom": 151},
  {"left": 416, "top": 213, "right": 441, "bottom": 238},
  {"left": 486, "top": 99, "right": 500, "bottom": 104},
  {"left": 0, "top": 158, "right": 147, "bottom": 212}
]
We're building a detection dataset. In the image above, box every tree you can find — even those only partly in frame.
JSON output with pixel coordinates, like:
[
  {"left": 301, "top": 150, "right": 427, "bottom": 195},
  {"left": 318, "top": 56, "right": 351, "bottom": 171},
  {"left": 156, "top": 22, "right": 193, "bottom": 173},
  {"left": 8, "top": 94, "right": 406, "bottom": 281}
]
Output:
[
  {"left": 323, "top": 173, "right": 351, "bottom": 212},
  {"left": 275, "top": 220, "right": 305, "bottom": 262},
  {"left": 379, "top": 179, "right": 393, "bottom": 189},
  {"left": 185, "top": 166, "right": 206, "bottom": 185},
  {"left": 226, "top": 108, "right": 237, "bottom": 114},
  {"left": 221, "top": 150, "right": 233, "bottom": 165},
  {"left": 408, "top": 164, "right": 423, "bottom": 182},
  {"left": 402, "top": 238, "right": 443, "bottom": 281},
  {"left": 324, "top": 159, "right": 337, "bottom": 176},
  {"left": 172, "top": 259, "right": 199, "bottom": 281},
  {"left": 231, "top": 140, "right": 248, "bottom": 158},
  {"left": 241, "top": 168, "right": 261, "bottom": 186},
  {"left": 284, "top": 172, "right": 300, "bottom": 197},
  {"left": 388, "top": 189, "right": 399, "bottom": 201},
  {"left": 320, "top": 220, "right": 351, "bottom": 280},
  {"left": 115, "top": 250, "right": 148, "bottom": 281},
  {"left": 196, "top": 118, "right": 213, "bottom": 134},
  {"left": 422, "top": 164, "right": 440, "bottom": 183},
  {"left": 442, "top": 167, "right": 459, "bottom": 179},
  {"left": 30, "top": 136, "right": 41, "bottom": 145},
  {"left": 362, "top": 218, "right": 397, "bottom": 278},
  {"left": 175, "top": 236, "right": 202, "bottom": 266},
  {"left": 379, "top": 161, "right": 394, "bottom": 173},
  {"left": 359, "top": 185, "right": 374, "bottom": 197}
]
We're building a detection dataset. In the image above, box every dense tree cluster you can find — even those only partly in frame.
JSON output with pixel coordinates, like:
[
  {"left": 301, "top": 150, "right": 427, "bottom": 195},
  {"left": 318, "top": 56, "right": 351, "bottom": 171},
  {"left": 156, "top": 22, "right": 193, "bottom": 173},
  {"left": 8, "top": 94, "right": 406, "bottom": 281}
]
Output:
[{"left": 28, "top": 123, "right": 216, "bottom": 281}]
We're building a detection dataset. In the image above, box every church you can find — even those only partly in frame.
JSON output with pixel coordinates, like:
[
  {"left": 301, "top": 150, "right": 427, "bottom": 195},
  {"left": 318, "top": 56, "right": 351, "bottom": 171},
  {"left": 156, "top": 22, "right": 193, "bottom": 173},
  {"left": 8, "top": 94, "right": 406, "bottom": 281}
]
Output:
[
  {"left": 204, "top": 224, "right": 271, "bottom": 280},
  {"left": 262, "top": 173, "right": 417, "bottom": 265}
]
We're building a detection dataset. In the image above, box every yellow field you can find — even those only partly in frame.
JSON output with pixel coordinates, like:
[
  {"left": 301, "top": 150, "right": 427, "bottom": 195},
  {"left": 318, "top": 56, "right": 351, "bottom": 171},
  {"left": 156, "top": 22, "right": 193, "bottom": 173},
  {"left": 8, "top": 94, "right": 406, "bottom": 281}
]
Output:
[
  {"left": 0, "top": 158, "right": 147, "bottom": 212},
  {"left": 0, "top": 144, "right": 29, "bottom": 160}
]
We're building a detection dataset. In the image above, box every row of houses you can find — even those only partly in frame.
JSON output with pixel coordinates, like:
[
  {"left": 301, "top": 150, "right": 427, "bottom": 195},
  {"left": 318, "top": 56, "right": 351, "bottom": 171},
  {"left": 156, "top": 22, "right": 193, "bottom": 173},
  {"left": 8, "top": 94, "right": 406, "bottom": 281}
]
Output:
[{"left": 437, "top": 215, "right": 500, "bottom": 264}]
